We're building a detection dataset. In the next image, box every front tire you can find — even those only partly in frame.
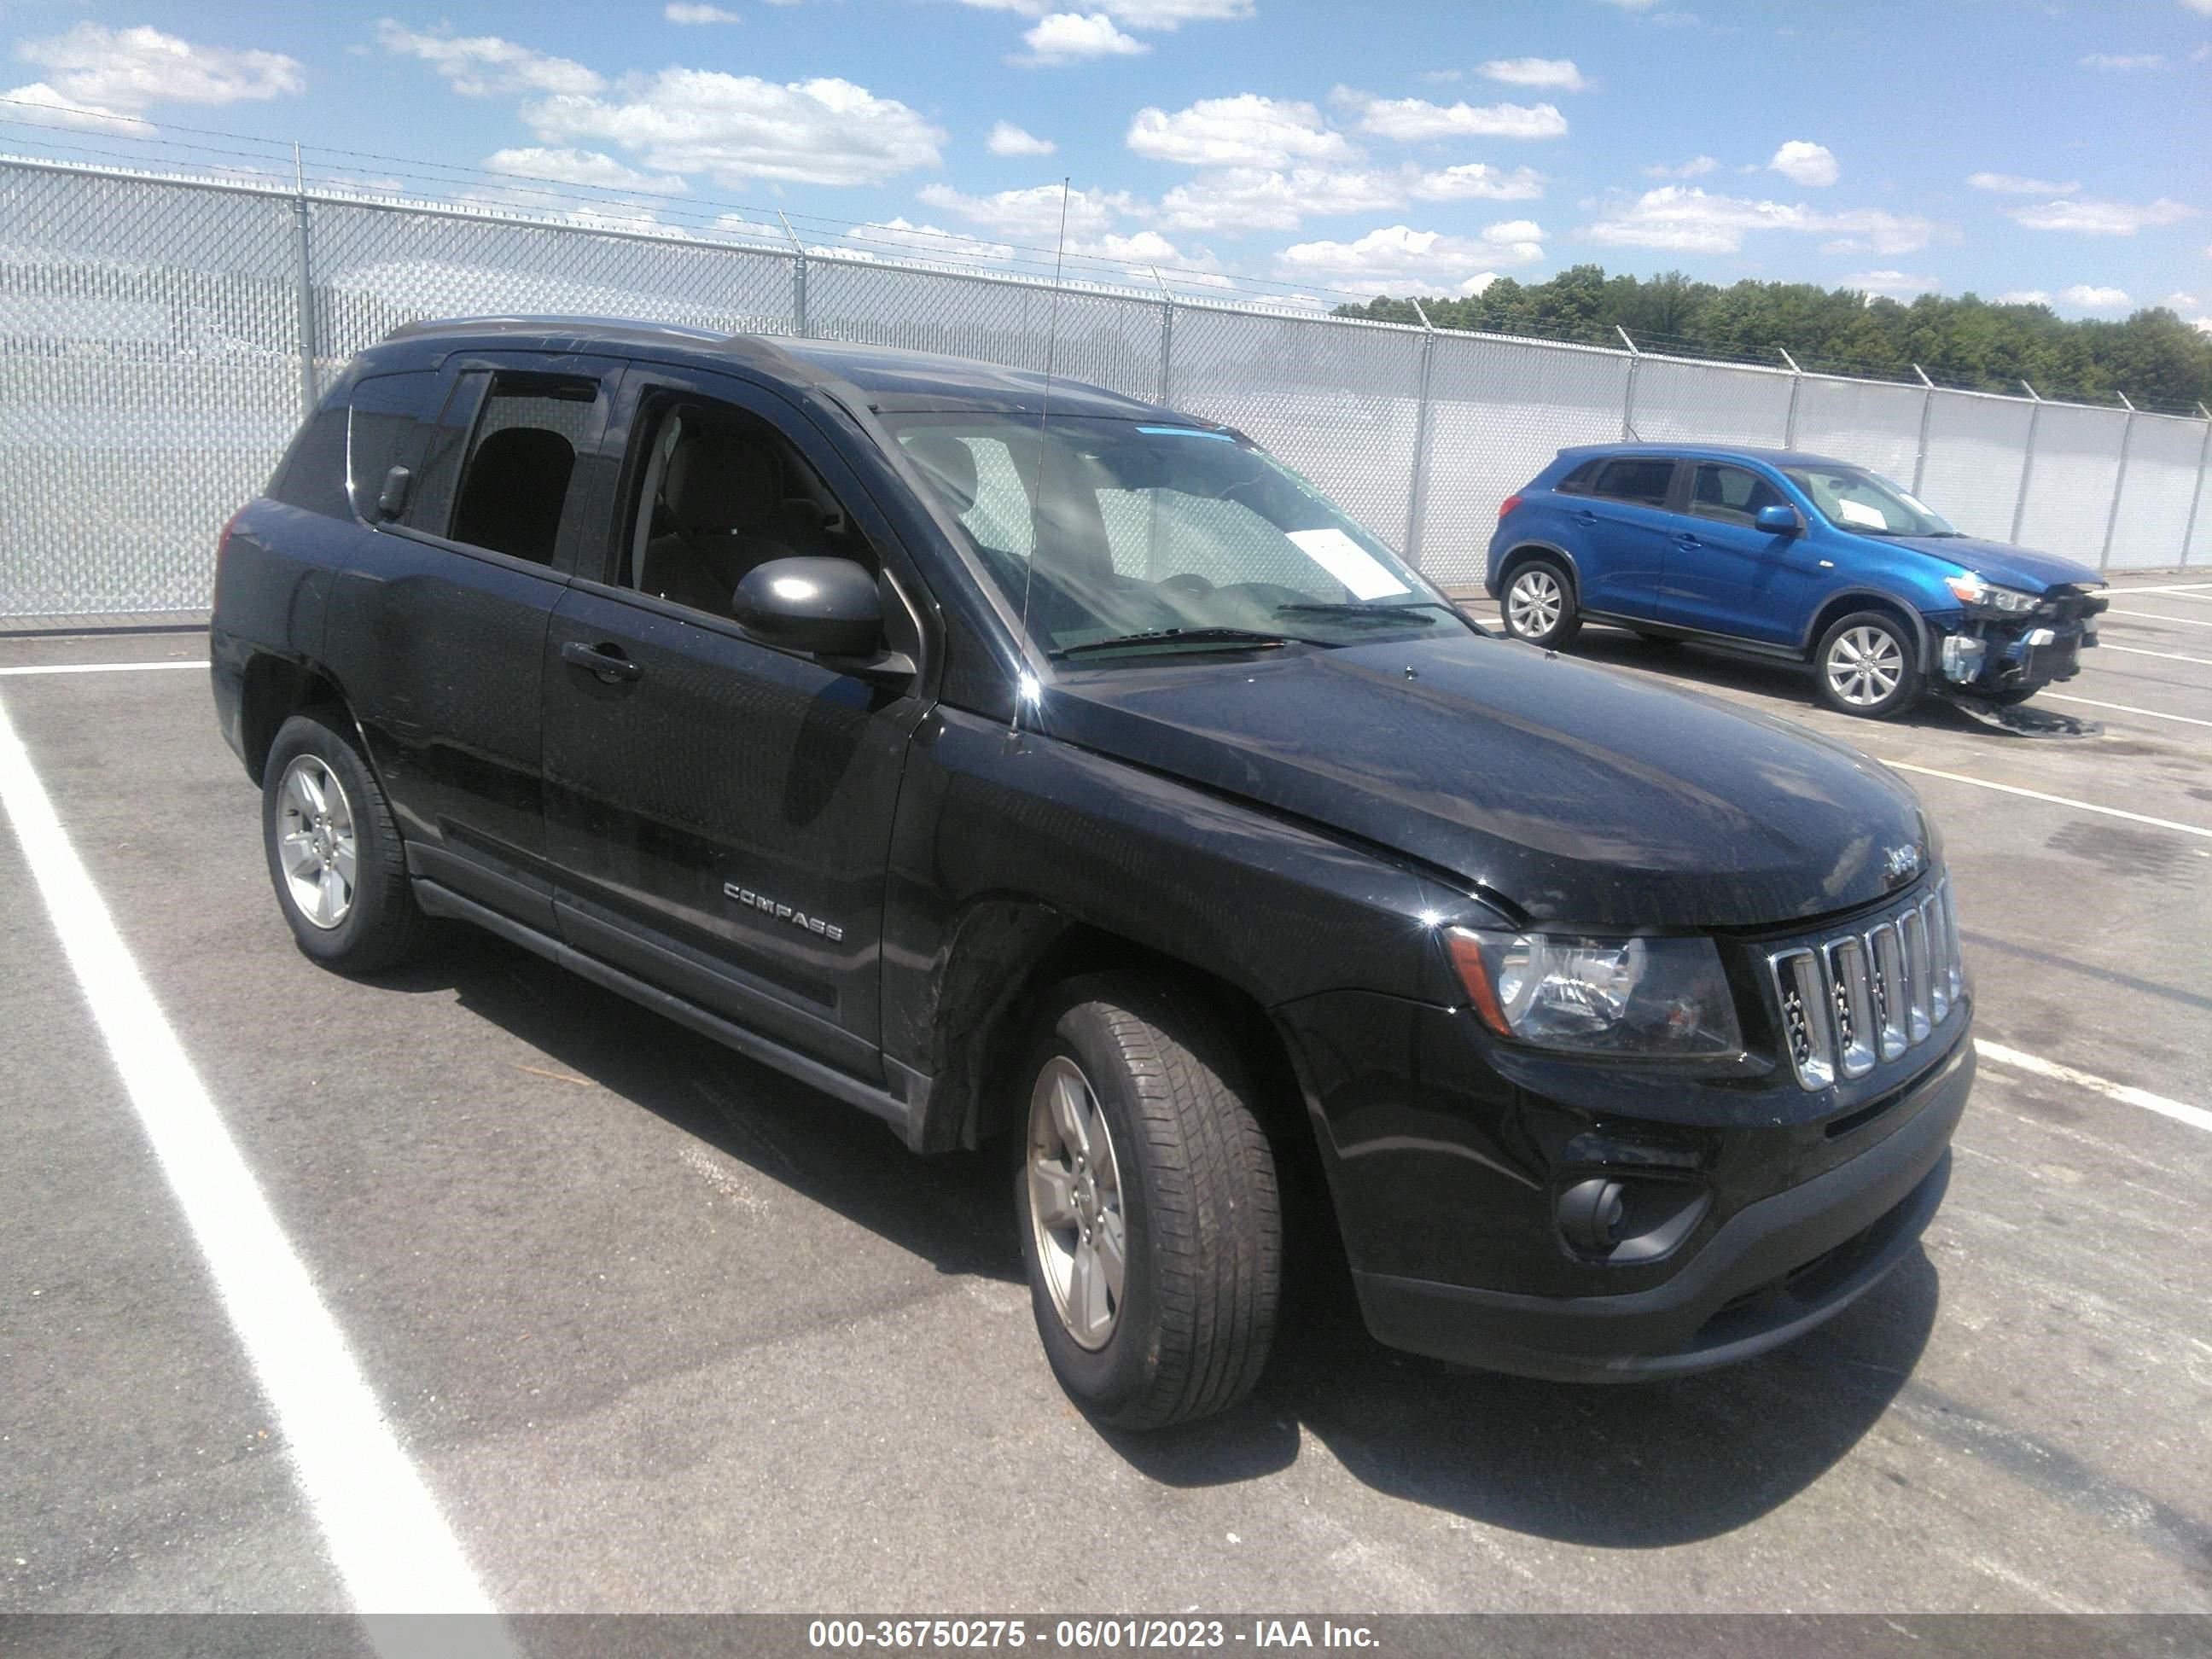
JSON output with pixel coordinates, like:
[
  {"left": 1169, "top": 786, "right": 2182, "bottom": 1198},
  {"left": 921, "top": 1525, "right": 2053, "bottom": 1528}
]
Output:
[
  {"left": 1014, "top": 975, "right": 1281, "bottom": 1429},
  {"left": 1501, "top": 558, "right": 1581, "bottom": 649},
  {"left": 262, "top": 710, "right": 429, "bottom": 974},
  {"left": 1815, "top": 611, "right": 1923, "bottom": 719}
]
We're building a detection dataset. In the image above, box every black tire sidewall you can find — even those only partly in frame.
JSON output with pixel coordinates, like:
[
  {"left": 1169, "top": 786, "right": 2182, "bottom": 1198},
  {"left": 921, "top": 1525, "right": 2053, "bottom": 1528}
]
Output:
[
  {"left": 1504, "top": 558, "right": 1578, "bottom": 646},
  {"left": 1816, "top": 610, "right": 1922, "bottom": 719},
  {"left": 261, "top": 713, "right": 407, "bottom": 969},
  {"left": 1012, "top": 1005, "right": 1168, "bottom": 1422}
]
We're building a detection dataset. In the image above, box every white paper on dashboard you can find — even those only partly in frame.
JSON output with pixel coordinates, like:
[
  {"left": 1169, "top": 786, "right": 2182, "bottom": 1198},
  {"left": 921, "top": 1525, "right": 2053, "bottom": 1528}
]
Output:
[
  {"left": 1286, "top": 528, "right": 1412, "bottom": 600},
  {"left": 1834, "top": 498, "right": 1888, "bottom": 528}
]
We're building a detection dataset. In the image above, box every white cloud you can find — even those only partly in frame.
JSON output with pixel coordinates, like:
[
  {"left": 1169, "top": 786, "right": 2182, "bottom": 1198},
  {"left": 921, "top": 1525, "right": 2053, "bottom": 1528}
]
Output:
[
  {"left": 2185, "top": 0, "right": 2212, "bottom": 14},
  {"left": 1409, "top": 162, "right": 1546, "bottom": 201},
  {"left": 917, "top": 181, "right": 1140, "bottom": 242},
  {"left": 1476, "top": 57, "right": 1587, "bottom": 90},
  {"left": 1582, "top": 185, "right": 1940, "bottom": 254},
  {"left": 1278, "top": 220, "right": 1545, "bottom": 294},
  {"left": 2080, "top": 52, "right": 2163, "bottom": 68},
  {"left": 375, "top": 20, "right": 603, "bottom": 97},
  {"left": 1126, "top": 95, "right": 1350, "bottom": 167},
  {"left": 1995, "top": 289, "right": 2052, "bottom": 305},
  {"left": 481, "top": 147, "right": 690, "bottom": 195},
  {"left": 1967, "top": 171, "right": 2081, "bottom": 195},
  {"left": 525, "top": 71, "right": 946, "bottom": 188},
  {"left": 2059, "top": 283, "right": 2131, "bottom": 308},
  {"left": 665, "top": 3, "right": 743, "bottom": 20},
  {"left": 2163, "top": 289, "right": 2201, "bottom": 309},
  {"left": 838, "top": 218, "right": 1016, "bottom": 264},
  {"left": 1644, "top": 154, "right": 1717, "bottom": 178},
  {"left": 1152, "top": 160, "right": 1542, "bottom": 233},
  {"left": 1842, "top": 270, "right": 1939, "bottom": 297},
  {"left": 1017, "top": 13, "right": 1150, "bottom": 62},
  {"left": 1342, "top": 90, "right": 1569, "bottom": 142},
  {"left": 953, "top": 0, "right": 1253, "bottom": 21},
  {"left": 11, "top": 22, "right": 303, "bottom": 118},
  {"left": 0, "top": 80, "right": 155, "bottom": 134},
  {"left": 987, "top": 121, "right": 1057, "bottom": 155},
  {"left": 1767, "top": 139, "right": 1837, "bottom": 187},
  {"left": 2007, "top": 196, "right": 2201, "bottom": 235}
]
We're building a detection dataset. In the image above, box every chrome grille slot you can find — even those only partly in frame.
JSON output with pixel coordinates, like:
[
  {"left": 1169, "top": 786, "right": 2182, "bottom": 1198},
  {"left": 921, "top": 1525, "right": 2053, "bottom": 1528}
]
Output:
[{"left": 1767, "top": 875, "right": 1966, "bottom": 1091}]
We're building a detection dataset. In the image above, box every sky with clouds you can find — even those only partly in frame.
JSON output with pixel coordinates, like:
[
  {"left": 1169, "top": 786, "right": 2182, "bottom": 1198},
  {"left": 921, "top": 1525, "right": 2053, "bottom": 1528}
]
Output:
[{"left": 1, "top": 0, "right": 2207, "bottom": 322}]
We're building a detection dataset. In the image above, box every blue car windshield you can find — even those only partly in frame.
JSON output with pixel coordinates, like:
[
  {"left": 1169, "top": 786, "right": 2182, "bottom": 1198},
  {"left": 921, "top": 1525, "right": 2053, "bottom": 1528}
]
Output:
[
  {"left": 1784, "top": 464, "right": 1959, "bottom": 537},
  {"left": 884, "top": 413, "right": 1469, "bottom": 658}
]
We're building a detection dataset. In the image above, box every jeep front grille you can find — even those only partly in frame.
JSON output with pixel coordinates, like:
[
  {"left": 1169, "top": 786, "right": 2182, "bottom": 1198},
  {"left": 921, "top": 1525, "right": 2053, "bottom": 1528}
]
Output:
[{"left": 1768, "top": 877, "right": 1965, "bottom": 1091}]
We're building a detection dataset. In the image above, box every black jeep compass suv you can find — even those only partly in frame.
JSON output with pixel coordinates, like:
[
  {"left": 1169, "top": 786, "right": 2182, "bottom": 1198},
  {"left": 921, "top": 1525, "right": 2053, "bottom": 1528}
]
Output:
[{"left": 211, "top": 318, "right": 1973, "bottom": 1427}]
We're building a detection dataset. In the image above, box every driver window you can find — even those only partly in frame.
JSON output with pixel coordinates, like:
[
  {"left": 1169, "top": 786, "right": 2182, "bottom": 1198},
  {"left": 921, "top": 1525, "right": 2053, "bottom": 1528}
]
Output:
[{"left": 624, "top": 398, "right": 874, "bottom": 619}]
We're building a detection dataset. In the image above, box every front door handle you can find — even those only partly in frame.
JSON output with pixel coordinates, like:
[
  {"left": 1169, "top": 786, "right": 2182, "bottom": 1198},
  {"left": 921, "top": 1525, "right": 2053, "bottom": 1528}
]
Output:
[
  {"left": 1674, "top": 533, "right": 1703, "bottom": 548},
  {"left": 561, "top": 640, "right": 643, "bottom": 684},
  {"left": 1573, "top": 510, "right": 1598, "bottom": 527}
]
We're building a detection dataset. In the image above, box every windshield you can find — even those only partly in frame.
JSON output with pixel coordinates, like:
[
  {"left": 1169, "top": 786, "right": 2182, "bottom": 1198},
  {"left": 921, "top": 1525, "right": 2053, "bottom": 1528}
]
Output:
[
  {"left": 884, "top": 413, "right": 1470, "bottom": 659},
  {"left": 1784, "top": 464, "right": 1957, "bottom": 537}
]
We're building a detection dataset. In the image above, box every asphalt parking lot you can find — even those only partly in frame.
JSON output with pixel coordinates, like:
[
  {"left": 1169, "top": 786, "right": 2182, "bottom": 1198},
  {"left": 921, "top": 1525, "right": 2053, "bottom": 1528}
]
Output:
[{"left": 2, "top": 574, "right": 2209, "bottom": 1618}]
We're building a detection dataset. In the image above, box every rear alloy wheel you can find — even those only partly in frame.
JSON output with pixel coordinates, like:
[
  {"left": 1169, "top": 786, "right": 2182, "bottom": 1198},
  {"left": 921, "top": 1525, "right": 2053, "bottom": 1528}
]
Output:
[
  {"left": 262, "top": 710, "right": 430, "bottom": 974},
  {"left": 1014, "top": 974, "right": 1281, "bottom": 1429},
  {"left": 1815, "top": 611, "right": 1923, "bottom": 719},
  {"left": 1502, "top": 558, "right": 1581, "bottom": 649}
]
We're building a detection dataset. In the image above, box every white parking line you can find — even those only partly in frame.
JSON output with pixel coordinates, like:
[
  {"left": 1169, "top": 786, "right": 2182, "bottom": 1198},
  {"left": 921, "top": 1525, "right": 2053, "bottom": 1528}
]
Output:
[
  {"left": 2107, "top": 582, "right": 2212, "bottom": 595},
  {"left": 1879, "top": 759, "right": 2212, "bottom": 840},
  {"left": 0, "top": 660, "right": 209, "bottom": 677},
  {"left": 2095, "top": 643, "right": 2212, "bottom": 667},
  {"left": 2104, "top": 609, "right": 2212, "bottom": 629},
  {"left": 1976, "top": 1041, "right": 2212, "bottom": 1136},
  {"left": 2041, "top": 694, "right": 2212, "bottom": 730},
  {"left": 0, "top": 692, "right": 498, "bottom": 1616}
]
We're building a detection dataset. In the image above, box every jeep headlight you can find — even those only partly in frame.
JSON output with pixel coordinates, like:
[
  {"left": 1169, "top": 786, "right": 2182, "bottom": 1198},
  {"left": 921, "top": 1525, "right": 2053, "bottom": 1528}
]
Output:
[
  {"left": 1944, "top": 572, "right": 2040, "bottom": 614},
  {"left": 1447, "top": 929, "right": 1743, "bottom": 1057}
]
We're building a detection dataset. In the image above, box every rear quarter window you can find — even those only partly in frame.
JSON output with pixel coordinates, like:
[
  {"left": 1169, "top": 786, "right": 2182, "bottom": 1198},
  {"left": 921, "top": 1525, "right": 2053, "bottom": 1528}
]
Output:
[
  {"left": 346, "top": 371, "right": 437, "bottom": 522},
  {"left": 1554, "top": 459, "right": 1603, "bottom": 495},
  {"left": 268, "top": 403, "right": 350, "bottom": 521}
]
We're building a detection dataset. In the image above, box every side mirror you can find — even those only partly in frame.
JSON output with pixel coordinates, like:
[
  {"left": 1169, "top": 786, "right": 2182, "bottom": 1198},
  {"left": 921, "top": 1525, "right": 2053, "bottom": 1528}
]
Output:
[
  {"left": 734, "top": 556, "right": 894, "bottom": 662},
  {"left": 375, "top": 465, "right": 411, "bottom": 521},
  {"left": 1755, "top": 503, "right": 1800, "bottom": 534}
]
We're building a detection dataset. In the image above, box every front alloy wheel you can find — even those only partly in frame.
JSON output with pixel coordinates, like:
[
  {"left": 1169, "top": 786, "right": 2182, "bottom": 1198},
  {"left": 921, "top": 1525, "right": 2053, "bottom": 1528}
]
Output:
[
  {"left": 1027, "top": 1057, "right": 1126, "bottom": 1350},
  {"left": 1814, "top": 611, "right": 1923, "bottom": 719}
]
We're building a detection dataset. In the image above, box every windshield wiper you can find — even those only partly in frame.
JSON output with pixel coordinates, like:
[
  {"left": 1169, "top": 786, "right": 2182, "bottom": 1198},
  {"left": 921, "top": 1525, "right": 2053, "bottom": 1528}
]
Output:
[
  {"left": 1051, "top": 626, "right": 1301, "bottom": 659},
  {"left": 1273, "top": 601, "right": 1448, "bottom": 625}
]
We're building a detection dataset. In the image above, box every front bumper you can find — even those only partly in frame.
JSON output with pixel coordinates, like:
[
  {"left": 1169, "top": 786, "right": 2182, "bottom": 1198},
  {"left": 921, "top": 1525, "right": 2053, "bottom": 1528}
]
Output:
[{"left": 1348, "top": 1034, "right": 1970, "bottom": 1381}]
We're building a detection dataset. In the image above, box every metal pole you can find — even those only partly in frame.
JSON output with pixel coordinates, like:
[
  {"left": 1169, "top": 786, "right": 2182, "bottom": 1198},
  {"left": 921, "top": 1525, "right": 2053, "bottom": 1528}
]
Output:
[
  {"left": 2010, "top": 381, "right": 2042, "bottom": 544},
  {"left": 1402, "top": 298, "right": 1437, "bottom": 569},
  {"left": 2181, "top": 403, "right": 2212, "bottom": 568},
  {"left": 777, "top": 211, "right": 808, "bottom": 337},
  {"left": 1617, "top": 324, "right": 1641, "bottom": 442},
  {"left": 1911, "top": 364, "right": 1935, "bottom": 497},
  {"left": 293, "top": 143, "right": 315, "bottom": 419},
  {"left": 1778, "top": 347, "right": 1803, "bottom": 447},
  {"left": 2098, "top": 392, "right": 2137, "bottom": 572},
  {"left": 1150, "top": 266, "right": 1173, "bottom": 406}
]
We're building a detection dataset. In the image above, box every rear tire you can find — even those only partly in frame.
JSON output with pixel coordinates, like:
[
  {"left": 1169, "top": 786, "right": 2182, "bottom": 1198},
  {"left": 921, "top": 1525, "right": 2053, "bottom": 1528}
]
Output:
[
  {"left": 1501, "top": 557, "right": 1581, "bottom": 649},
  {"left": 1013, "top": 974, "right": 1281, "bottom": 1429},
  {"left": 262, "top": 709, "right": 429, "bottom": 974},
  {"left": 1814, "top": 611, "right": 1923, "bottom": 719}
]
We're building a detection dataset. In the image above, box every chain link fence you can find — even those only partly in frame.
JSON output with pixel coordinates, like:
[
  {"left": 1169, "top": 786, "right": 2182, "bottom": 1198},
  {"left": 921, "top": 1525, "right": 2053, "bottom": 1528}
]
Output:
[{"left": 4, "top": 154, "right": 2209, "bottom": 623}]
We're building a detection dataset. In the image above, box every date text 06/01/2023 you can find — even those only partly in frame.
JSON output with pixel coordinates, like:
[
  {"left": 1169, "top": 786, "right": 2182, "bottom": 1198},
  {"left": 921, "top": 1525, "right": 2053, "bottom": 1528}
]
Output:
[{"left": 805, "top": 1618, "right": 1381, "bottom": 1650}]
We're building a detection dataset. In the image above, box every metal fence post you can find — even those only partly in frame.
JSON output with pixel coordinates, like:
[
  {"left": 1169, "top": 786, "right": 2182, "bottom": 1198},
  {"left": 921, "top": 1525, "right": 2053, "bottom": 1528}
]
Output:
[
  {"left": 1402, "top": 299, "right": 1438, "bottom": 568},
  {"left": 1150, "top": 266, "right": 1174, "bottom": 405},
  {"left": 1617, "top": 325, "right": 1642, "bottom": 441},
  {"left": 1910, "top": 364, "right": 1935, "bottom": 496},
  {"left": 777, "top": 211, "right": 809, "bottom": 337},
  {"left": 2010, "top": 381, "right": 2043, "bottom": 544},
  {"left": 2183, "top": 404, "right": 2212, "bottom": 568},
  {"left": 2098, "top": 392, "right": 2136, "bottom": 572},
  {"left": 1778, "top": 347, "right": 1803, "bottom": 447},
  {"left": 292, "top": 146, "right": 316, "bottom": 418}
]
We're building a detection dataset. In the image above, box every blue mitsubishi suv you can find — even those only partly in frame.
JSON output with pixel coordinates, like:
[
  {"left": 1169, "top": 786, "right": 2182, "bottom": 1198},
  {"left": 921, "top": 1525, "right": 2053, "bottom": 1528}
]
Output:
[{"left": 1486, "top": 444, "right": 2107, "bottom": 719}]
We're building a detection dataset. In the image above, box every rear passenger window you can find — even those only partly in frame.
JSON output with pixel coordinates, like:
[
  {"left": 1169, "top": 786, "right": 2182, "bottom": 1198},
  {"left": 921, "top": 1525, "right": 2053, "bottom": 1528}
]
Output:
[
  {"left": 412, "top": 371, "right": 597, "bottom": 565},
  {"left": 1687, "top": 463, "right": 1786, "bottom": 527},
  {"left": 1589, "top": 458, "right": 1674, "bottom": 507},
  {"left": 346, "top": 371, "right": 435, "bottom": 522}
]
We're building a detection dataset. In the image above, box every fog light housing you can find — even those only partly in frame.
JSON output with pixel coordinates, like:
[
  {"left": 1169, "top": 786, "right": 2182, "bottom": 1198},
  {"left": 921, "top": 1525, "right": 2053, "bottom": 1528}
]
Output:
[
  {"left": 1940, "top": 635, "right": 1987, "bottom": 684},
  {"left": 1554, "top": 1174, "right": 1714, "bottom": 1263},
  {"left": 1557, "top": 1178, "right": 1626, "bottom": 1254}
]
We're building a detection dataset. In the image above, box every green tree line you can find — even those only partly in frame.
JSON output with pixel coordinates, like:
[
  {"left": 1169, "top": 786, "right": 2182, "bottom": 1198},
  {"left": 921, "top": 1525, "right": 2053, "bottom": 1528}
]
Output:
[{"left": 1335, "top": 265, "right": 2212, "bottom": 413}]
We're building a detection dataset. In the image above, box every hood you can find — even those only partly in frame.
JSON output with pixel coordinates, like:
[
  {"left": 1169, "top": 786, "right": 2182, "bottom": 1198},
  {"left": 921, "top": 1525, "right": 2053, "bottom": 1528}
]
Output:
[
  {"left": 1041, "top": 632, "right": 1930, "bottom": 930},
  {"left": 1880, "top": 534, "right": 2102, "bottom": 593}
]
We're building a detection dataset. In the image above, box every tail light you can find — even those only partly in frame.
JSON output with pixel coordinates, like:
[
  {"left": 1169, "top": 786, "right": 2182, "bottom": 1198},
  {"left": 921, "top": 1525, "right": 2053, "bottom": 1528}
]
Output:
[
  {"left": 213, "top": 506, "right": 245, "bottom": 593},
  {"left": 1497, "top": 495, "right": 1524, "bottom": 521}
]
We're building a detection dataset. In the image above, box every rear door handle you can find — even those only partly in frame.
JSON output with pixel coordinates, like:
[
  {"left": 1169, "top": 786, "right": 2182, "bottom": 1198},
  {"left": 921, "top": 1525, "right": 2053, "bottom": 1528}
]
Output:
[{"left": 561, "top": 640, "right": 643, "bottom": 684}]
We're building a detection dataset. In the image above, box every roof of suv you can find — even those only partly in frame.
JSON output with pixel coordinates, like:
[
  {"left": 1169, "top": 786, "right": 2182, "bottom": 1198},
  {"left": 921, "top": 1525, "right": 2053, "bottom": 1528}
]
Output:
[
  {"left": 1557, "top": 440, "right": 1854, "bottom": 469},
  {"left": 377, "top": 315, "right": 1185, "bottom": 422}
]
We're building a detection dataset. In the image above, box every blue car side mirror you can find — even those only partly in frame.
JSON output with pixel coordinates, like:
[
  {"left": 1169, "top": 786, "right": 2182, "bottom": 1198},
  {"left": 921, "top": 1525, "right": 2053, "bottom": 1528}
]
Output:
[{"left": 1755, "top": 504, "right": 1800, "bottom": 534}]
